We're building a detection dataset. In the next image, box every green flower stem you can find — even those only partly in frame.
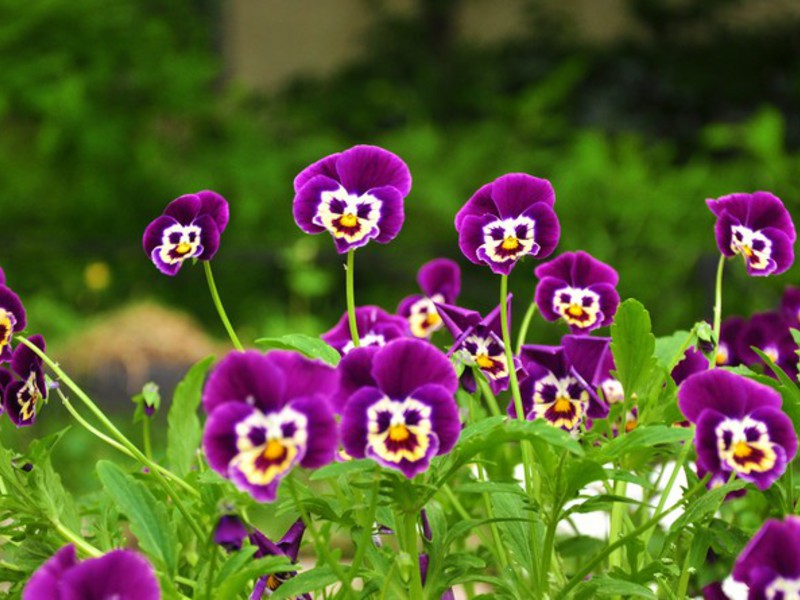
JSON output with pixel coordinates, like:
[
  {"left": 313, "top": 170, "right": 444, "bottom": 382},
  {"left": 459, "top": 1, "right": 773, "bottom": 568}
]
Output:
[
  {"left": 515, "top": 300, "right": 537, "bottom": 355},
  {"left": 401, "top": 510, "right": 424, "bottom": 599},
  {"left": 205, "top": 532, "right": 219, "bottom": 600},
  {"left": 607, "top": 479, "right": 628, "bottom": 571},
  {"left": 54, "top": 519, "right": 102, "bottom": 557},
  {"left": 710, "top": 254, "right": 726, "bottom": 368},
  {"left": 203, "top": 261, "right": 244, "bottom": 351},
  {"left": 676, "top": 547, "right": 693, "bottom": 599},
  {"left": 475, "top": 371, "right": 503, "bottom": 418},
  {"left": 440, "top": 483, "right": 494, "bottom": 551},
  {"left": 17, "top": 337, "right": 205, "bottom": 541},
  {"left": 143, "top": 417, "right": 152, "bottom": 461},
  {"left": 348, "top": 477, "right": 379, "bottom": 583},
  {"left": 57, "top": 389, "right": 199, "bottom": 497},
  {"left": 346, "top": 250, "right": 360, "bottom": 348}
]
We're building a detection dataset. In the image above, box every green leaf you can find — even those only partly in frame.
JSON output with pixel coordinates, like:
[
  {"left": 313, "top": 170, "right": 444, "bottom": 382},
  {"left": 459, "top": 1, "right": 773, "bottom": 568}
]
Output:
[
  {"left": 610, "top": 299, "right": 659, "bottom": 403},
  {"left": 492, "top": 493, "right": 534, "bottom": 573},
  {"left": 255, "top": 334, "right": 340, "bottom": 366},
  {"left": 96, "top": 461, "right": 178, "bottom": 575},
  {"left": 592, "top": 425, "right": 692, "bottom": 463},
  {"left": 574, "top": 575, "right": 656, "bottom": 599},
  {"left": 270, "top": 566, "right": 340, "bottom": 600},
  {"left": 214, "top": 555, "right": 293, "bottom": 598},
  {"left": 166, "top": 356, "right": 214, "bottom": 478},
  {"left": 654, "top": 330, "right": 694, "bottom": 372},
  {"left": 309, "top": 459, "right": 376, "bottom": 481}
]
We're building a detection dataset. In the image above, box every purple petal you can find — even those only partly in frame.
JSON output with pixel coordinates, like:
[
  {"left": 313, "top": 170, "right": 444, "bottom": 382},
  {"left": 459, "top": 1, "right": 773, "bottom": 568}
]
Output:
[
  {"left": 519, "top": 345, "right": 568, "bottom": 379},
  {"left": 292, "top": 174, "right": 342, "bottom": 234},
  {"left": 0, "top": 267, "right": 5, "bottom": 285},
  {"left": 482, "top": 295, "right": 512, "bottom": 339},
  {"left": 142, "top": 215, "right": 178, "bottom": 256},
  {"left": 754, "top": 226, "right": 794, "bottom": 276},
  {"left": 288, "top": 396, "right": 338, "bottom": 469},
  {"left": 670, "top": 348, "right": 708, "bottom": 386},
  {"left": 321, "top": 306, "right": 409, "bottom": 354},
  {"left": 372, "top": 339, "right": 458, "bottom": 399},
  {"left": 341, "top": 386, "right": 385, "bottom": 459},
  {"left": 525, "top": 203, "right": 560, "bottom": 259},
  {"left": 535, "top": 250, "right": 618, "bottom": 286},
  {"left": 733, "top": 517, "right": 800, "bottom": 586},
  {"left": 334, "top": 345, "right": 379, "bottom": 413},
  {"left": 228, "top": 464, "right": 282, "bottom": 503},
  {"left": 533, "top": 277, "right": 564, "bottom": 323},
  {"left": 678, "top": 369, "right": 782, "bottom": 423},
  {"left": 11, "top": 334, "right": 45, "bottom": 379},
  {"left": 781, "top": 287, "right": 800, "bottom": 328},
  {"left": 194, "top": 214, "right": 221, "bottom": 261},
  {"left": 434, "top": 302, "right": 481, "bottom": 340},
  {"left": 457, "top": 214, "right": 491, "bottom": 265},
  {"left": 417, "top": 258, "right": 461, "bottom": 302},
  {"left": 412, "top": 383, "right": 461, "bottom": 455},
  {"left": 0, "top": 285, "right": 26, "bottom": 333},
  {"left": 149, "top": 249, "right": 183, "bottom": 276},
  {"left": 203, "top": 351, "right": 286, "bottom": 415},
  {"left": 214, "top": 515, "right": 249, "bottom": 552},
  {"left": 163, "top": 194, "right": 202, "bottom": 224},
  {"left": 712, "top": 210, "right": 738, "bottom": 259},
  {"left": 397, "top": 294, "right": 424, "bottom": 318},
  {"left": 588, "top": 283, "right": 621, "bottom": 329},
  {"left": 277, "top": 518, "right": 306, "bottom": 562},
  {"left": 267, "top": 351, "right": 339, "bottom": 404},
  {"left": 59, "top": 550, "right": 160, "bottom": 600},
  {"left": 491, "top": 173, "right": 556, "bottom": 219},
  {"left": 335, "top": 145, "right": 412, "bottom": 197},
  {"left": 203, "top": 401, "right": 257, "bottom": 475},
  {"left": 694, "top": 408, "right": 726, "bottom": 479},
  {"left": 454, "top": 182, "right": 497, "bottom": 230},
  {"left": 196, "top": 190, "right": 230, "bottom": 234},
  {"left": 23, "top": 545, "right": 77, "bottom": 600},
  {"left": 562, "top": 335, "right": 611, "bottom": 387},
  {"left": 736, "top": 312, "right": 792, "bottom": 368},
  {"left": 751, "top": 406, "right": 798, "bottom": 466},
  {"left": 371, "top": 185, "right": 405, "bottom": 243},
  {"left": 294, "top": 153, "right": 341, "bottom": 192}
]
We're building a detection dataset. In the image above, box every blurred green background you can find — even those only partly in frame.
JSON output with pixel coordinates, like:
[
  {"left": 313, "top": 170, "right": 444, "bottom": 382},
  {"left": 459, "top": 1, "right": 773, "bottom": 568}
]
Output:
[{"left": 1, "top": 0, "right": 800, "bottom": 475}]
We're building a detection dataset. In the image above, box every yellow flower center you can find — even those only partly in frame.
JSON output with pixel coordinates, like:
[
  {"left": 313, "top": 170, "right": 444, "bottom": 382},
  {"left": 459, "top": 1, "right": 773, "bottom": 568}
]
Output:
[
  {"left": 742, "top": 245, "right": 753, "bottom": 258},
  {"left": 340, "top": 213, "right": 358, "bottom": 228},
  {"left": 567, "top": 304, "right": 584, "bottom": 317},
  {"left": 175, "top": 242, "right": 193, "bottom": 255},
  {"left": 388, "top": 424, "right": 410, "bottom": 442},
  {"left": 733, "top": 441, "right": 752, "bottom": 458},
  {"left": 476, "top": 354, "right": 494, "bottom": 369},
  {"left": 501, "top": 236, "right": 519, "bottom": 251},
  {"left": 554, "top": 397, "right": 573, "bottom": 414},
  {"left": 263, "top": 440, "right": 286, "bottom": 460},
  {"left": 426, "top": 312, "right": 441, "bottom": 327},
  {"left": 267, "top": 575, "right": 282, "bottom": 591}
]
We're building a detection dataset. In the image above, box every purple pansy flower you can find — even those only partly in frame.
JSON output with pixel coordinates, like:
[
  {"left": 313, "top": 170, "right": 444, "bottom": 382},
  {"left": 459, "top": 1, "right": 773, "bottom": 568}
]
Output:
[
  {"left": 736, "top": 312, "right": 797, "bottom": 377},
  {"left": 679, "top": 369, "right": 798, "bottom": 491},
  {"left": 340, "top": 339, "right": 460, "bottom": 478},
  {"left": 671, "top": 347, "right": 708, "bottom": 386},
  {"left": 732, "top": 517, "right": 800, "bottom": 599},
  {"left": 534, "top": 251, "right": 620, "bottom": 333},
  {"left": 142, "top": 190, "right": 229, "bottom": 276},
  {"left": 249, "top": 519, "right": 309, "bottom": 599},
  {"left": 202, "top": 350, "right": 339, "bottom": 502},
  {"left": 436, "top": 298, "right": 521, "bottom": 394},
  {"left": 512, "top": 341, "right": 609, "bottom": 432},
  {"left": 455, "top": 173, "right": 560, "bottom": 275},
  {"left": 5, "top": 335, "right": 48, "bottom": 427},
  {"left": 292, "top": 145, "right": 412, "bottom": 253},
  {"left": 214, "top": 514, "right": 249, "bottom": 552},
  {"left": 707, "top": 191, "right": 796, "bottom": 276},
  {"left": 781, "top": 286, "right": 800, "bottom": 329},
  {"left": 23, "top": 545, "right": 160, "bottom": 600},
  {"left": 322, "top": 305, "right": 408, "bottom": 355},
  {"left": 397, "top": 258, "right": 461, "bottom": 339},
  {"left": 0, "top": 284, "right": 26, "bottom": 363},
  {"left": 716, "top": 316, "right": 746, "bottom": 367}
]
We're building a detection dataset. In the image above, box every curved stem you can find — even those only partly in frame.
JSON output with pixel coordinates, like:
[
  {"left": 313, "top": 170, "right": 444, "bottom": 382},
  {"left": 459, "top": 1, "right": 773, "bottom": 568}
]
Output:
[
  {"left": 54, "top": 519, "right": 102, "bottom": 557},
  {"left": 346, "top": 250, "right": 360, "bottom": 348},
  {"left": 203, "top": 262, "right": 244, "bottom": 351},
  {"left": 710, "top": 254, "right": 726, "bottom": 368},
  {"left": 401, "top": 510, "right": 423, "bottom": 599},
  {"left": 515, "top": 301, "right": 537, "bottom": 355}
]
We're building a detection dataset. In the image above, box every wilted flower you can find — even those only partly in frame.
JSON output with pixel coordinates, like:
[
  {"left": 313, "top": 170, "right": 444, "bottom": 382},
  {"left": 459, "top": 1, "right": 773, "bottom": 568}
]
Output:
[
  {"left": 736, "top": 312, "right": 797, "bottom": 376},
  {"left": 5, "top": 335, "right": 47, "bottom": 427},
  {"left": 0, "top": 284, "right": 26, "bottom": 363},
  {"left": 322, "top": 305, "right": 408, "bottom": 355},
  {"left": 436, "top": 298, "right": 521, "bottom": 394},
  {"left": 340, "top": 339, "right": 460, "bottom": 478},
  {"left": 455, "top": 173, "right": 560, "bottom": 275},
  {"left": 679, "top": 369, "right": 797, "bottom": 490},
  {"left": 292, "top": 145, "right": 412, "bottom": 253},
  {"left": 534, "top": 251, "right": 620, "bottom": 333},
  {"left": 202, "top": 350, "right": 339, "bottom": 502},
  {"left": 142, "top": 190, "right": 229, "bottom": 276},
  {"left": 249, "top": 519, "right": 309, "bottom": 599},
  {"left": 397, "top": 258, "right": 460, "bottom": 339},
  {"left": 732, "top": 517, "right": 800, "bottom": 599},
  {"left": 23, "top": 545, "right": 160, "bottom": 600},
  {"left": 214, "top": 514, "right": 249, "bottom": 552},
  {"left": 707, "top": 191, "right": 796, "bottom": 276}
]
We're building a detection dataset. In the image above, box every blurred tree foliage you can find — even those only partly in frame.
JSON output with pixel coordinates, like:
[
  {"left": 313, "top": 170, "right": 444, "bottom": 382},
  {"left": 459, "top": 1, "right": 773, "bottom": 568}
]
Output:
[{"left": 1, "top": 0, "right": 799, "bottom": 348}]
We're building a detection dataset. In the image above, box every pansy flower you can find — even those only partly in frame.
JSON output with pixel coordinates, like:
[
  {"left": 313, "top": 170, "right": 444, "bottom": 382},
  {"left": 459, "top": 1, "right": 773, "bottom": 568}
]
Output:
[
  {"left": 732, "top": 516, "right": 800, "bottom": 599},
  {"left": 436, "top": 298, "right": 521, "bottom": 394},
  {"left": 707, "top": 191, "right": 796, "bottom": 276},
  {"left": 5, "top": 334, "right": 47, "bottom": 427},
  {"left": 679, "top": 369, "right": 797, "bottom": 490},
  {"left": 340, "top": 339, "right": 460, "bottom": 478},
  {"left": 716, "top": 316, "right": 745, "bottom": 367},
  {"left": 781, "top": 286, "right": 800, "bottom": 329},
  {"left": 292, "top": 145, "right": 412, "bottom": 253},
  {"left": 534, "top": 251, "right": 620, "bottom": 333},
  {"left": 397, "top": 258, "right": 460, "bottom": 339},
  {"left": 214, "top": 514, "right": 249, "bottom": 553},
  {"left": 455, "top": 173, "right": 560, "bottom": 275},
  {"left": 202, "top": 350, "right": 339, "bottom": 502},
  {"left": 322, "top": 305, "right": 408, "bottom": 355},
  {"left": 23, "top": 545, "right": 160, "bottom": 600},
  {"left": 671, "top": 347, "right": 708, "bottom": 386},
  {"left": 512, "top": 340, "right": 609, "bottom": 432},
  {"left": 0, "top": 284, "right": 26, "bottom": 363},
  {"left": 249, "top": 519, "right": 309, "bottom": 599},
  {"left": 142, "top": 190, "right": 229, "bottom": 276},
  {"left": 736, "top": 312, "right": 797, "bottom": 377}
]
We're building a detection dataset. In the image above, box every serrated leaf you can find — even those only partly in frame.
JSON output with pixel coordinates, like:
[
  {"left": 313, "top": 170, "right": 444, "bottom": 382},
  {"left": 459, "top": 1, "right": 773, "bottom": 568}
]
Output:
[
  {"left": 611, "top": 299, "right": 659, "bottom": 403},
  {"left": 96, "top": 461, "right": 178, "bottom": 575},
  {"left": 255, "top": 334, "right": 340, "bottom": 366},
  {"left": 492, "top": 493, "right": 534, "bottom": 573},
  {"left": 166, "top": 356, "right": 214, "bottom": 477}
]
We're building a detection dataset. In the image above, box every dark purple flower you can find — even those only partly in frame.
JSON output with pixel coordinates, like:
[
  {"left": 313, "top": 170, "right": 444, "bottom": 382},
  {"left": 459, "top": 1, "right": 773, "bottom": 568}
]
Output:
[
  {"left": 707, "top": 191, "right": 796, "bottom": 276},
  {"left": 5, "top": 335, "right": 47, "bottom": 427},
  {"left": 142, "top": 190, "right": 229, "bottom": 276},
  {"left": 671, "top": 347, "right": 708, "bottom": 386},
  {"left": 397, "top": 259, "right": 461, "bottom": 339},
  {"left": 701, "top": 582, "right": 731, "bottom": 600},
  {"left": 534, "top": 251, "right": 620, "bottom": 333},
  {"left": 781, "top": 286, "right": 800, "bottom": 329},
  {"left": 202, "top": 350, "right": 339, "bottom": 502},
  {"left": 455, "top": 173, "right": 560, "bottom": 275},
  {"left": 679, "top": 369, "right": 798, "bottom": 491},
  {"left": 716, "top": 316, "right": 746, "bottom": 367},
  {"left": 0, "top": 267, "right": 5, "bottom": 285},
  {"left": 340, "top": 339, "right": 460, "bottom": 478},
  {"left": 23, "top": 545, "right": 160, "bottom": 600},
  {"left": 512, "top": 342, "right": 609, "bottom": 432},
  {"left": 733, "top": 516, "right": 800, "bottom": 599},
  {"left": 249, "top": 519, "right": 309, "bottom": 599},
  {"left": 292, "top": 145, "right": 412, "bottom": 253},
  {"left": 322, "top": 305, "right": 408, "bottom": 355},
  {"left": 736, "top": 312, "right": 797, "bottom": 376},
  {"left": 0, "top": 285, "right": 26, "bottom": 363},
  {"left": 214, "top": 514, "right": 249, "bottom": 552}
]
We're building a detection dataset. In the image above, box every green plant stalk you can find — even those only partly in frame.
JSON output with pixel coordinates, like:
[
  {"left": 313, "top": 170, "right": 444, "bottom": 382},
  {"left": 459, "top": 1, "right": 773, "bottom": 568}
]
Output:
[
  {"left": 143, "top": 417, "right": 153, "bottom": 461},
  {"left": 475, "top": 371, "right": 503, "bottom": 418},
  {"left": 348, "top": 478, "right": 379, "bottom": 582},
  {"left": 515, "top": 300, "right": 537, "bottom": 355},
  {"left": 57, "top": 389, "right": 199, "bottom": 497},
  {"left": 676, "top": 546, "right": 693, "bottom": 599},
  {"left": 710, "top": 254, "right": 726, "bottom": 368},
  {"left": 346, "top": 249, "right": 361, "bottom": 348},
  {"left": 540, "top": 453, "right": 568, "bottom": 594},
  {"left": 401, "top": 510, "right": 424, "bottom": 599},
  {"left": 18, "top": 338, "right": 206, "bottom": 541},
  {"left": 440, "top": 483, "right": 494, "bottom": 551},
  {"left": 607, "top": 479, "right": 628, "bottom": 571},
  {"left": 54, "top": 519, "right": 102, "bottom": 558},
  {"left": 205, "top": 533, "right": 219, "bottom": 600},
  {"left": 203, "top": 261, "right": 244, "bottom": 351}
]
